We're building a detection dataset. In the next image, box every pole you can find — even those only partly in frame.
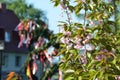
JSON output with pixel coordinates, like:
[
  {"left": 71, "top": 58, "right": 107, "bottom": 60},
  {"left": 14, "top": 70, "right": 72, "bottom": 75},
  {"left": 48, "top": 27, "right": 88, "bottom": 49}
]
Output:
[{"left": 0, "top": 51, "right": 2, "bottom": 80}]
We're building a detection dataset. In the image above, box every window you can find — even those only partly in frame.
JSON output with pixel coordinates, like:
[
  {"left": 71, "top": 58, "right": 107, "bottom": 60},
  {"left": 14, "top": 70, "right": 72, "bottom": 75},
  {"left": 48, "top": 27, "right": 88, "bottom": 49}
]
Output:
[
  {"left": 2, "top": 55, "right": 8, "bottom": 67},
  {"left": 5, "top": 31, "right": 11, "bottom": 42},
  {"left": 0, "top": 3, "right": 2, "bottom": 9},
  {"left": 15, "top": 56, "right": 21, "bottom": 67},
  {"left": 0, "top": 28, "right": 4, "bottom": 40},
  {"left": 12, "top": 31, "right": 19, "bottom": 41}
]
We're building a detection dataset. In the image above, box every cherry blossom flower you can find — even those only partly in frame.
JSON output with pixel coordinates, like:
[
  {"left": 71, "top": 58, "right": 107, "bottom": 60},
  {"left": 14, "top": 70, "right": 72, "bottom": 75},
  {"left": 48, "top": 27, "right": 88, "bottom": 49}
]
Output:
[
  {"left": 89, "top": 21, "right": 94, "bottom": 26},
  {"left": 60, "top": 2, "right": 67, "bottom": 10},
  {"left": 95, "top": 54, "right": 103, "bottom": 61},
  {"left": 74, "top": 35, "right": 82, "bottom": 43},
  {"left": 115, "top": 76, "right": 120, "bottom": 80},
  {"left": 67, "top": 43, "right": 72, "bottom": 50},
  {"left": 86, "top": 44, "right": 95, "bottom": 51},
  {"left": 63, "top": 31, "right": 71, "bottom": 37},
  {"left": 74, "top": 44, "right": 83, "bottom": 50},
  {"left": 82, "top": 39, "right": 89, "bottom": 44},
  {"left": 100, "top": 49, "right": 108, "bottom": 53},
  {"left": 58, "top": 69, "right": 63, "bottom": 80},
  {"left": 86, "top": 34, "right": 93, "bottom": 39},
  {"left": 60, "top": 26, "right": 65, "bottom": 32},
  {"left": 60, "top": 37, "right": 65, "bottom": 43},
  {"left": 81, "top": 54, "right": 87, "bottom": 64},
  {"left": 60, "top": 37, "right": 69, "bottom": 44}
]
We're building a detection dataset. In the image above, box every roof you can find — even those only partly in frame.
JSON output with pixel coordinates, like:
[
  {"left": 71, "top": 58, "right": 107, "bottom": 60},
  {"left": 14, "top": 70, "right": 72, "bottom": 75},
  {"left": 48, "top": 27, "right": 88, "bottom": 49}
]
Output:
[
  {"left": 5, "top": 42, "right": 28, "bottom": 53},
  {"left": 0, "top": 10, "right": 20, "bottom": 30},
  {"left": 0, "top": 3, "right": 28, "bottom": 53}
]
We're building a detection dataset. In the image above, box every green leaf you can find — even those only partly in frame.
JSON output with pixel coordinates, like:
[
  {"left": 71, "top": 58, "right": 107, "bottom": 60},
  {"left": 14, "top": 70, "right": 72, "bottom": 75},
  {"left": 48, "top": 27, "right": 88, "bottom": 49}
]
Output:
[
  {"left": 88, "top": 4, "right": 94, "bottom": 10},
  {"left": 57, "top": 48, "right": 66, "bottom": 55},
  {"left": 52, "top": 0, "right": 60, "bottom": 6},
  {"left": 75, "top": 54, "right": 80, "bottom": 61},
  {"left": 69, "top": 49, "right": 77, "bottom": 54},
  {"left": 64, "top": 76, "right": 74, "bottom": 80},
  {"left": 92, "top": 0, "right": 99, "bottom": 4},
  {"left": 86, "top": 29, "right": 92, "bottom": 33},
  {"left": 75, "top": 3, "right": 83, "bottom": 15},
  {"left": 68, "top": 5, "right": 74, "bottom": 12},
  {"left": 78, "top": 76, "right": 82, "bottom": 80},
  {"left": 104, "top": 74, "right": 108, "bottom": 80}
]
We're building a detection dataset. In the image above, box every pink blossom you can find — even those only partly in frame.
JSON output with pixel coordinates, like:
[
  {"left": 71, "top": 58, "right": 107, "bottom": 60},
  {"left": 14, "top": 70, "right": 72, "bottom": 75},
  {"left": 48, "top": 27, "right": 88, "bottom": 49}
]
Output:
[
  {"left": 58, "top": 69, "right": 63, "bottom": 80},
  {"left": 63, "top": 31, "right": 71, "bottom": 37},
  {"left": 82, "top": 39, "right": 89, "bottom": 44},
  {"left": 60, "top": 26, "right": 65, "bottom": 32},
  {"left": 70, "top": 38, "right": 74, "bottom": 42},
  {"left": 60, "top": 2, "right": 67, "bottom": 9},
  {"left": 75, "top": 35, "right": 82, "bottom": 43},
  {"left": 87, "top": 34, "right": 93, "bottom": 39},
  {"left": 74, "top": 44, "right": 83, "bottom": 50},
  {"left": 95, "top": 54, "right": 103, "bottom": 61},
  {"left": 115, "top": 76, "right": 120, "bottom": 80},
  {"left": 89, "top": 21, "right": 94, "bottom": 26},
  {"left": 60, "top": 37, "right": 69, "bottom": 44},
  {"left": 60, "top": 37, "right": 65, "bottom": 43},
  {"left": 67, "top": 43, "right": 72, "bottom": 50},
  {"left": 86, "top": 44, "right": 95, "bottom": 51},
  {"left": 99, "top": 20, "right": 103, "bottom": 24},
  {"left": 100, "top": 49, "right": 108, "bottom": 53},
  {"left": 81, "top": 55, "right": 87, "bottom": 64}
]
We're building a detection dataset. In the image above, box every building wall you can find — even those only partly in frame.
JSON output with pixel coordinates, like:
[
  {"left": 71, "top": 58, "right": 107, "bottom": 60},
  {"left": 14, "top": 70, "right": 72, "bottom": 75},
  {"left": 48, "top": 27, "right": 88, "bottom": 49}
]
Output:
[
  {"left": 2, "top": 52, "right": 27, "bottom": 79},
  {"left": 0, "top": 3, "right": 28, "bottom": 80}
]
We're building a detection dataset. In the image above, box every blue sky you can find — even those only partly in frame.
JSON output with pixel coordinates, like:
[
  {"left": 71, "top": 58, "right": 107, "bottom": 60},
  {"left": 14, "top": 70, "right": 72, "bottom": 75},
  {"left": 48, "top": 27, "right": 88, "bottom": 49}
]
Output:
[
  {"left": 26, "top": 0, "right": 63, "bottom": 33},
  {"left": 26, "top": 0, "right": 79, "bottom": 34}
]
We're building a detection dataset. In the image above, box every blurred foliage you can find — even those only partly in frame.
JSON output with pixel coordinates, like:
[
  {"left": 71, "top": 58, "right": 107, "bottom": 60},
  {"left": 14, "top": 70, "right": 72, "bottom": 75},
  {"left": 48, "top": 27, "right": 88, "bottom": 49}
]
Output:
[
  {"left": 0, "top": 0, "right": 47, "bottom": 24},
  {"left": 6, "top": 72, "right": 22, "bottom": 80}
]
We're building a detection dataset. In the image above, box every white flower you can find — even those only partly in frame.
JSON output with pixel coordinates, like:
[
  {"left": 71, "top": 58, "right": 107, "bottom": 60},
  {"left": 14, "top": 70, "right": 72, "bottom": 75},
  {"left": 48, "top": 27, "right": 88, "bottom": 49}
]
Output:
[
  {"left": 87, "top": 34, "right": 93, "bottom": 39},
  {"left": 75, "top": 35, "right": 82, "bottom": 42},
  {"left": 89, "top": 21, "right": 94, "bottom": 26},
  {"left": 74, "top": 44, "right": 83, "bottom": 50},
  {"left": 115, "top": 76, "right": 120, "bottom": 80},
  {"left": 60, "top": 37, "right": 69, "bottom": 44},
  {"left": 60, "top": 2, "right": 67, "bottom": 9},
  {"left": 63, "top": 31, "right": 71, "bottom": 37},
  {"left": 81, "top": 54, "right": 87, "bottom": 64},
  {"left": 67, "top": 43, "right": 72, "bottom": 50},
  {"left": 85, "top": 44, "right": 95, "bottom": 51},
  {"left": 95, "top": 54, "right": 103, "bottom": 61}
]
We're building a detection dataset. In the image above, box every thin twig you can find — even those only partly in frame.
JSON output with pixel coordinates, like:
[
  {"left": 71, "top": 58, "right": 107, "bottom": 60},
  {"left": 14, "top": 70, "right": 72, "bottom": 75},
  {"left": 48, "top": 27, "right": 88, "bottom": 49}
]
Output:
[
  {"left": 83, "top": 3, "right": 87, "bottom": 55},
  {"left": 65, "top": 9, "right": 71, "bottom": 25}
]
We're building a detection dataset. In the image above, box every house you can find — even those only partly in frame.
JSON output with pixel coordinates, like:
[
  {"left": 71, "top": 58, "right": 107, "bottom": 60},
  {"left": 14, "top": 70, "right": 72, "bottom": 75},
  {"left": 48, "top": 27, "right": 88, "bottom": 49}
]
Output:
[{"left": 0, "top": 3, "right": 28, "bottom": 80}]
